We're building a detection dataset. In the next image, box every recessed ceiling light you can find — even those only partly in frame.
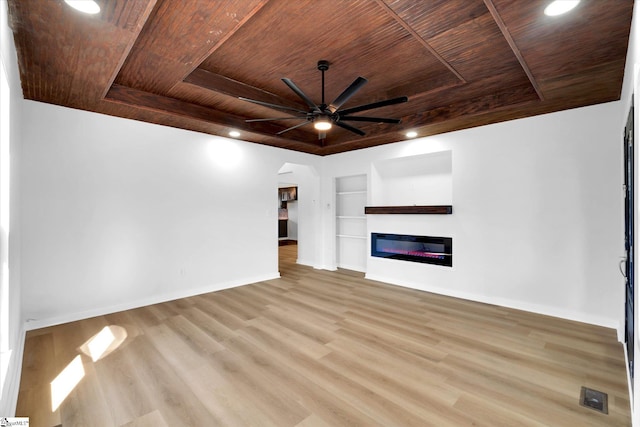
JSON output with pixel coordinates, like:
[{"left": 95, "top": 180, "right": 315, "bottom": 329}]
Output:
[
  {"left": 229, "top": 130, "right": 241, "bottom": 138},
  {"left": 406, "top": 131, "right": 418, "bottom": 138},
  {"left": 544, "top": 0, "right": 580, "bottom": 16},
  {"left": 64, "top": 0, "right": 101, "bottom": 14}
]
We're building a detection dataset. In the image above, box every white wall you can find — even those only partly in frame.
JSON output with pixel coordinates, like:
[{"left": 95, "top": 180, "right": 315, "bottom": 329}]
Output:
[
  {"left": 20, "top": 101, "right": 321, "bottom": 329},
  {"left": 0, "top": 0, "right": 24, "bottom": 416},
  {"left": 323, "top": 101, "right": 624, "bottom": 331},
  {"left": 28, "top": 93, "right": 622, "bottom": 335}
]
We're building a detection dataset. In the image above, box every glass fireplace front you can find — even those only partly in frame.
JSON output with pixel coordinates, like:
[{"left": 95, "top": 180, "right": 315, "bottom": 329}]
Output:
[{"left": 371, "top": 233, "right": 452, "bottom": 267}]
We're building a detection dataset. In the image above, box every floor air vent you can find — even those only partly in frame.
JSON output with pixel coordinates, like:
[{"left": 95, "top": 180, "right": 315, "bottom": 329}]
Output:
[{"left": 579, "top": 386, "right": 608, "bottom": 414}]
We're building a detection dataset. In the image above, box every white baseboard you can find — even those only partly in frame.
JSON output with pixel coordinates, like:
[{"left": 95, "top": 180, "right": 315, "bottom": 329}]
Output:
[
  {"left": 364, "top": 273, "right": 620, "bottom": 330},
  {"left": 0, "top": 324, "right": 25, "bottom": 416},
  {"left": 313, "top": 263, "right": 337, "bottom": 271},
  {"left": 296, "top": 258, "right": 315, "bottom": 267},
  {"left": 314, "top": 265, "right": 337, "bottom": 271},
  {"left": 337, "top": 263, "right": 366, "bottom": 273},
  {"left": 296, "top": 258, "right": 338, "bottom": 271},
  {"left": 24, "top": 272, "right": 280, "bottom": 331}
]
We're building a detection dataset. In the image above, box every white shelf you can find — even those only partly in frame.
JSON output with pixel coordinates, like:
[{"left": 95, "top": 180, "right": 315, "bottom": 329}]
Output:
[
  {"left": 337, "top": 191, "right": 367, "bottom": 195},
  {"left": 336, "top": 174, "right": 368, "bottom": 272}
]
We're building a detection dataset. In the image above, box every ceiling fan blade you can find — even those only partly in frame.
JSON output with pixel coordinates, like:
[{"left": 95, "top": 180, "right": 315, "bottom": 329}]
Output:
[
  {"left": 281, "top": 78, "right": 320, "bottom": 111},
  {"left": 340, "top": 116, "right": 401, "bottom": 124},
  {"left": 246, "top": 116, "right": 307, "bottom": 122},
  {"left": 334, "top": 121, "right": 366, "bottom": 136},
  {"left": 238, "top": 97, "right": 308, "bottom": 114},
  {"left": 276, "top": 120, "right": 311, "bottom": 135},
  {"left": 328, "top": 77, "right": 368, "bottom": 113},
  {"left": 338, "top": 96, "right": 408, "bottom": 116}
]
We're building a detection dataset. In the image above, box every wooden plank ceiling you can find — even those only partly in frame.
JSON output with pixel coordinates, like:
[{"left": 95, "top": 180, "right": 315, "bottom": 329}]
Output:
[{"left": 7, "top": 0, "right": 634, "bottom": 155}]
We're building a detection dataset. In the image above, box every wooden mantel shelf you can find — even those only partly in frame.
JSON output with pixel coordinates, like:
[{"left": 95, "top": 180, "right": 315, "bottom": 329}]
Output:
[{"left": 364, "top": 205, "right": 453, "bottom": 214}]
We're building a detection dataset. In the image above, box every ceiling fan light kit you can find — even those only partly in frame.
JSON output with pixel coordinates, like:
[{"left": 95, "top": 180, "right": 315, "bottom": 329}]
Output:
[
  {"left": 313, "top": 117, "right": 332, "bottom": 131},
  {"left": 240, "top": 60, "right": 408, "bottom": 140}
]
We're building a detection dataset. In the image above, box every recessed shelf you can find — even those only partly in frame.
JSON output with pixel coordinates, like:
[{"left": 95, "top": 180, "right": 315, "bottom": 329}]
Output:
[
  {"left": 370, "top": 151, "right": 452, "bottom": 208},
  {"left": 337, "top": 191, "right": 367, "bottom": 195},
  {"left": 336, "top": 174, "right": 367, "bottom": 272},
  {"left": 364, "top": 205, "right": 452, "bottom": 214}
]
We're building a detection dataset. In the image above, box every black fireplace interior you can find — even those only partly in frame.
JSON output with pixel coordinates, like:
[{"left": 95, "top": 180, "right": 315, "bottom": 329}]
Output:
[{"left": 371, "top": 233, "right": 452, "bottom": 267}]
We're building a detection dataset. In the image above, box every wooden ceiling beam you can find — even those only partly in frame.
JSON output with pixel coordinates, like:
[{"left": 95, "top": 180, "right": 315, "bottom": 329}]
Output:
[
  {"left": 376, "top": 0, "right": 466, "bottom": 83},
  {"left": 171, "top": 0, "right": 271, "bottom": 91},
  {"left": 483, "top": 0, "right": 544, "bottom": 101},
  {"left": 106, "top": 83, "right": 316, "bottom": 144},
  {"left": 115, "top": 0, "right": 270, "bottom": 94},
  {"left": 99, "top": 0, "right": 158, "bottom": 99},
  {"left": 106, "top": 84, "right": 245, "bottom": 126}
]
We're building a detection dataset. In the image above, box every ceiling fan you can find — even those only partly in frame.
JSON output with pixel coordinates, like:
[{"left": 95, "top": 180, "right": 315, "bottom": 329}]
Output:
[{"left": 239, "top": 60, "right": 408, "bottom": 138}]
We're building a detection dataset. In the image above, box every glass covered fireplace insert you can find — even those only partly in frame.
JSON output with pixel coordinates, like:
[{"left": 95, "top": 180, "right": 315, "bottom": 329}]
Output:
[{"left": 371, "top": 233, "right": 452, "bottom": 267}]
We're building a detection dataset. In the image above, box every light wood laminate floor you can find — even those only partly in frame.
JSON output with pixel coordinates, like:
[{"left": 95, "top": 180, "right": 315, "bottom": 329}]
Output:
[{"left": 17, "top": 244, "right": 631, "bottom": 426}]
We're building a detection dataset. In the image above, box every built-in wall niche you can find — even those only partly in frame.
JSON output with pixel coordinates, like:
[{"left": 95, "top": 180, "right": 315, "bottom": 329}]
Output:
[
  {"left": 370, "top": 150, "right": 452, "bottom": 207},
  {"left": 335, "top": 174, "right": 367, "bottom": 272}
]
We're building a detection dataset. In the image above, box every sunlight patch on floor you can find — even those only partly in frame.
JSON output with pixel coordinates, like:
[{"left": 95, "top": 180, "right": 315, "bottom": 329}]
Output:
[
  {"left": 80, "top": 325, "right": 128, "bottom": 362},
  {"left": 51, "top": 355, "right": 84, "bottom": 411}
]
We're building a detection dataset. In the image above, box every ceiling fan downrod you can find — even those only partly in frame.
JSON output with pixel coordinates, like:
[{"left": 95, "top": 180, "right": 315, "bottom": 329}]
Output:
[{"left": 318, "top": 60, "right": 329, "bottom": 109}]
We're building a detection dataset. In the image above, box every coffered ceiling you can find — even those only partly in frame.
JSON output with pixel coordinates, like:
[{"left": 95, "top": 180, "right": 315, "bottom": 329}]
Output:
[{"left": 7, "top": 0, "right": 634, "bottom": 155}]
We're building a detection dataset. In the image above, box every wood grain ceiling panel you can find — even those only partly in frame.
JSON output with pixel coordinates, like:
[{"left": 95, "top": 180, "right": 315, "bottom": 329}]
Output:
[
  {"left": 382, "top": 0, "right": 489, "bottom": 41},
  {"left": 385, "top": 0, "right": 534, "bottom": 95},
  {"left": 115, "top": 0, "right": 268, "bottom": 93},
  {"left": 426, "top": 12, "right": 529, "bottom": 83},
  {"left": 537, "top": 59, "right": 628, "bottom": 103},
  {"left": 491, "top": 0, "right": 633, "bottom": 100},
  {"left": 8, "top": 0, "right": 155, "bottom": 107},
  {"left": 6, "top": 0, "right": 634, "bottom": 155},
  {"left": 198, "top": 0, "right": 459, "bottom": 105}
]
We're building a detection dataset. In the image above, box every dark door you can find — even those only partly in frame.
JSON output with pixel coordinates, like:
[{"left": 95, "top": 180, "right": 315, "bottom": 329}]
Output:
[{"left": 624, "top": 98, "right": 634, "bottom": 382}]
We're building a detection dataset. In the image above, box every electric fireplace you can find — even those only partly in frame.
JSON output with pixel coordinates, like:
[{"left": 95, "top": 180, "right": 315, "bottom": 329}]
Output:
[{"left": 371, "top": 233, "right": 452, "bottom": 267}]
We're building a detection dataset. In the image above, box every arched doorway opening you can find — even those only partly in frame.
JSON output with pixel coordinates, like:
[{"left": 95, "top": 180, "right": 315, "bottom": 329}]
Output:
[{"left": 277, "top": 162, "right": 319, "bottom": 274}]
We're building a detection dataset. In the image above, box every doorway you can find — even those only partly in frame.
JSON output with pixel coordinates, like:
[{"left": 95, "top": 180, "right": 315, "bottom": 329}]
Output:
[
  {"left": 277, "top": 163, "right": 319, "bottom": 273},
  {"left": 624, "top": 97, "right": 634, "bottom": 384},
  {"left": 278, "top": 185, "right": 298, "bottom": 245}
]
